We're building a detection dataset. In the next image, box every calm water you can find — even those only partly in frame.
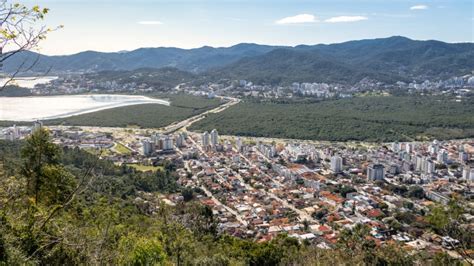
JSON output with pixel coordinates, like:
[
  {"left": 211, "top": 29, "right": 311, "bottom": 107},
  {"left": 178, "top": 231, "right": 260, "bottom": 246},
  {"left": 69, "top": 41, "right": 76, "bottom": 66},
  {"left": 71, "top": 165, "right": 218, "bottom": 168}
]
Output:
[{"left": 0, "top": 94, "right": 170, "bottom": 121}]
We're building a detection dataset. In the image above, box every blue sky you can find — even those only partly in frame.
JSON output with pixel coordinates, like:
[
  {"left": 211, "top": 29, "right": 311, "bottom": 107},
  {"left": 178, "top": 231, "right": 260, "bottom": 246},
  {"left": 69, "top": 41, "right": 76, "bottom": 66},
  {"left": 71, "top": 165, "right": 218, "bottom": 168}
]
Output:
[{"left": 21, "top": 0, "right": 474, "bottom": 55}]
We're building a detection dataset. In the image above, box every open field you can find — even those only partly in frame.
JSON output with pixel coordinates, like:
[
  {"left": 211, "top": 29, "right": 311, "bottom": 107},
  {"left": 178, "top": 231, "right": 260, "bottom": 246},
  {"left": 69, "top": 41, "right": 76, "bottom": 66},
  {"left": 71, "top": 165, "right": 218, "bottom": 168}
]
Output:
[
  {"left": 190, "top": 96, "right": 474, "bottom": 142},
  {"left": 113, "top": 143, "right": 132, "bottom": 154},
  {"left": 125, "top": 163, "right": 164, "bottom": 172}
]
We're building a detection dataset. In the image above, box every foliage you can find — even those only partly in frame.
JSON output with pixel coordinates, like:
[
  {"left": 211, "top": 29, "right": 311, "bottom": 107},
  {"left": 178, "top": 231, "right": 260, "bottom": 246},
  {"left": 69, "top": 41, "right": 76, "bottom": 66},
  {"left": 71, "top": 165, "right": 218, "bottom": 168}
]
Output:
[
  {"left": 210, "top": 36, "right": 474, "bottom": 85},
  {"left": 191, "top": 95, "right": 474, "bottom": 142}
]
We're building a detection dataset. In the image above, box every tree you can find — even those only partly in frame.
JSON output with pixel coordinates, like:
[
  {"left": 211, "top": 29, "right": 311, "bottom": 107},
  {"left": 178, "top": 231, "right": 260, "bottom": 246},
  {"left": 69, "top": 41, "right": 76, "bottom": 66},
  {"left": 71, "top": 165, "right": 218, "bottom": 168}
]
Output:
[
  {"left": 181, "top": 187, "right": 194, "bottom": 202},
  {"left": 119, "top": 235, "right": 167, "bottom": 265},
  {"left": 337, "top": 224, "right": 377, "bottom": 264},
  {"left": 0, "top": 0, "right": 60, "bottom": 88},
  {"left": 407, "top": 185, "right": 424, "bottom": 199},
  {"left": 21, "top": 128, "right": 74, "bottom": 204}
]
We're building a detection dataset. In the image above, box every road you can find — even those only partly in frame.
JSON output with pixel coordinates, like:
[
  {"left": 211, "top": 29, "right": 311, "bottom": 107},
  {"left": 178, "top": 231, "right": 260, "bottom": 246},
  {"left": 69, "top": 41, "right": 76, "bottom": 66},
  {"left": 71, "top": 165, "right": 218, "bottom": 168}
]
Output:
[
  {"left": 182, "top": 151, "right": 248, "bottom": 226},
  {"left": 188, "top": 133, "right": 318, "bottom": 225},
  {"left": 236, "top": 147, "right": 318, "bottom": 224},
  {"left": 162, "top": 96, "right": 240, "bottom": 134}
]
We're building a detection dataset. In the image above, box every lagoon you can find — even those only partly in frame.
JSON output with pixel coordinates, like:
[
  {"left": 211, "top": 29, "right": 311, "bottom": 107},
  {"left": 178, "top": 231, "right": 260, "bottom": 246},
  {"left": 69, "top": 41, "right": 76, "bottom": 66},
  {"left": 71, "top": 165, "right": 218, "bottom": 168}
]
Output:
[{"left": 0, "top": 94, "right": 170, "bottom": 121}]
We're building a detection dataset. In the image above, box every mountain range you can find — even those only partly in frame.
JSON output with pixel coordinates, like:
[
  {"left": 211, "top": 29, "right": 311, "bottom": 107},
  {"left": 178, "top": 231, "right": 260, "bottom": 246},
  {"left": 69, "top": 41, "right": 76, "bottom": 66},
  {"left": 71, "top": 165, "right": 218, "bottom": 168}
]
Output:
[{"left": 3, "top": 36, "right": 473, "bottom": 85}]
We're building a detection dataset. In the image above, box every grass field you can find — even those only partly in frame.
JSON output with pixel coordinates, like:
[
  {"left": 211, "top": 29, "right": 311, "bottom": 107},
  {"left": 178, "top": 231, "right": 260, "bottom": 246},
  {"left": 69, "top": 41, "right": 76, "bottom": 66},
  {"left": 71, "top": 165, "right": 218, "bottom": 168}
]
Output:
[
  {"left": 126, "top": 163, "right": 164, "bottom": 172},
  {"left": 190, "top": 96, "right": 474, "bottom": 142},
  {"left": 113, "top": 143, "right": 132, "bottom": 155}
]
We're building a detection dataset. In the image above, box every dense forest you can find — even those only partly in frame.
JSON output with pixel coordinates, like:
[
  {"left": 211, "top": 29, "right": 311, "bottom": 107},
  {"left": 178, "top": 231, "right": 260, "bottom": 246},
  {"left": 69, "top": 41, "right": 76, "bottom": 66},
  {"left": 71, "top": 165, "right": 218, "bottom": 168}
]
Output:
[
  {"left": 190, "top": 95, "right": 474, "bottom": 142},
  {"left": 0, "top": 129, "right": 462, "bottom": 265}
]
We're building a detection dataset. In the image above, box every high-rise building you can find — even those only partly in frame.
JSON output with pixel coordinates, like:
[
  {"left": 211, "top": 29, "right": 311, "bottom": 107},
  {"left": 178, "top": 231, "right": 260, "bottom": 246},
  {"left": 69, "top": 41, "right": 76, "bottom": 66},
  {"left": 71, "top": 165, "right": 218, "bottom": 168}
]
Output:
[
  {"left": 367, "top": 164, "right": 385, "bottom": 180},
  {"left": 391, "top": 142, "right": 400, "bottom": 152},
  {"left": 142, "top": 140, "right": 154, "bottom": 156},
  {"left": 330, "top": 155, "right": 343, "bottom": 173},
  {"left": 462, "top": 166, "right": 470, "bottom": 180},
  {"left": 437, "top": 149, "right": 448, "bottom": 164},
  {"left": 162, "top": 135, "right": 174, "bottom": 150},
  {"left": 202, "top": 131, "right": 210, "bottom": 147},
  {"left": 236, "top": 137, "right": 242, "bottom": 152},
  {"left": 405, "top": 143, "right": 413, "bottom": 153},
  {"left": 210, "top": 129, "right": 219, "bottom": 147},
  {"left": 415, "top": 154, "right": 423, "bottom": 172},
  {"left": 32, "top": 120, "right": 43, "bottom": 133},
  {"left": 175, "top": 134, "right": 184, "bottom": 148},
  {"left": 459, "top": 152, "right": 468, "bottom": 163},
  {"left": 11, "top": 125, "right": 21, "bottom": 140},
  {"left": 423, "top": 159, "right": 435, "bottom": 174},
  {"left": 225, "top": 140, "right": 232, "bottom": 151}
]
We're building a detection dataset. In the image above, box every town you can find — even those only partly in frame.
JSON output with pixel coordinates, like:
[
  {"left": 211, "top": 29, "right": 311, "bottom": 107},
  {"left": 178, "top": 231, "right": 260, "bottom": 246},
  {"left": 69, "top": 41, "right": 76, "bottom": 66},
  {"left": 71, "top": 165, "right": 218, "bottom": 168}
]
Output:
[
  {"left": 23, "top": 71, "right": 474, "bottom": 100},
  {"left": 3, "top": 111, "right": 473, "bottom": 260}
]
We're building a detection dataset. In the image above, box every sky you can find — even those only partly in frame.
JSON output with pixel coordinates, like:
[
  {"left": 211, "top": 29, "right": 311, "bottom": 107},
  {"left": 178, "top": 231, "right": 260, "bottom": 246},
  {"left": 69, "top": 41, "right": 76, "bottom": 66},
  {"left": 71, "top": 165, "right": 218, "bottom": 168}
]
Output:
[{"left": 19, "top": 0, "right": 474, "bottom": 55}]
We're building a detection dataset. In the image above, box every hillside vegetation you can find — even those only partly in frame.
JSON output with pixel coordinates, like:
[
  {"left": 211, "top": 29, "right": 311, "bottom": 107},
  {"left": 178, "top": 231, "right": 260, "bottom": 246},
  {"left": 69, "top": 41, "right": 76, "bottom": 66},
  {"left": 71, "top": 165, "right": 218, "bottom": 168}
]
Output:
[{"left": 190, "top": 95, "right": 474, "bottom": 142}]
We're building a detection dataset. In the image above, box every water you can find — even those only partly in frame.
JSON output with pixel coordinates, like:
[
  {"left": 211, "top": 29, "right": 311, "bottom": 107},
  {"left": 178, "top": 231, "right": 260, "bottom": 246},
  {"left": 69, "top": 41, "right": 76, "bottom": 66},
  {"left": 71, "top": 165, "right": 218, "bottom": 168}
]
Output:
[{"left": 0, "top": 94, "right": 170, "bottom": 121}]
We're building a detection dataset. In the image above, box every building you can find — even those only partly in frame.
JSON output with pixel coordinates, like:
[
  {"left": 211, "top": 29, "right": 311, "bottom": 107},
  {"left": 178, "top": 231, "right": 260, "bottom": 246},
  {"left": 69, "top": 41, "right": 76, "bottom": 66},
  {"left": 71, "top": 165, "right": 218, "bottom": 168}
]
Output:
[
  {"left": 32, "top": 120, "right": 43, "bottom": 133},
  {"left": 405, "top": 143, "right": 413, "bottom": 153},
  {"left": 210, "top": 129, "right": 219, "bottom": 147},
  {"left": 142, "top": 140, "right": 154, "bottom": 156},
  {"left": 391, "top": 142, "right": 400, "bottom": 153},
  {"left": 415, "top": 155, "right": 423, "bottom": 172},
  {"left": 437, "top": 150, "right": 448, "bottom": 164},
  {"left": 367, "top": 164, "right": 385, "bottom": 181},
  {"left": 423, "top": 159, "right": 435, "bottom": 175},
  {"left": 175, "top": 134, "right": 184, "bottom": 148},
  {"left": 330, "top": 155, "right": 343, "bottom": 173},
  {"left": 425, "top": 190, "right": 449, "bottom": 204},
  {"left": 236, "top": 137, "right": 243, "bottom": 152},
  {"left": 162, "top": 135, "right": 174, "bottom": 151},
  {"left": 462, "top": 166, "right": 474, "bottom": 181},
  {"left": 202, "top": 131, "right": 210, "bottom": 147}
]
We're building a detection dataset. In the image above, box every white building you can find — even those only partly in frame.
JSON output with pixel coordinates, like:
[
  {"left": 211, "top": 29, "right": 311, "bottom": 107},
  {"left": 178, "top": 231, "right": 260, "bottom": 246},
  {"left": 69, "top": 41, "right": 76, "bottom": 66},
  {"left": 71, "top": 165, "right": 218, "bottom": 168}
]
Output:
[
  {"left": 236, "top": 137, "right": 243, "bottom": 152},
  {"left": 202, "top": 131, "right": 210, "bottom": 147},
  {"left": 330, "top": 155, "right": 343, "bottom": 173},
  {"left": 437, "top": 150, "right": 448, "bottom": 164},
  {"left": 391, "top": 142, "right": 400, "bottom": 153},
  {"left": 162, "top": 135, "right": 174, "bottom": 150},
  {"left": 210, "top": 129, "right": 219, "bottom": 147}
]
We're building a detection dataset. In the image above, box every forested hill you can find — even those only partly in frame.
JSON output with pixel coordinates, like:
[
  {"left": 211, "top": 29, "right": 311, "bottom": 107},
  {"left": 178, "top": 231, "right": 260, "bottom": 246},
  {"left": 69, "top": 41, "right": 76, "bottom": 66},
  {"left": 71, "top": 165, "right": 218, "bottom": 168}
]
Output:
[
  {"left": 3, "top": 37, "right": 473, "bottom": 85},
  {"left": 209, "top": 36, "right": 474, "bottom": 84},
  {"left": 2, "top": 43, "right": 278, "bottom": 73}
]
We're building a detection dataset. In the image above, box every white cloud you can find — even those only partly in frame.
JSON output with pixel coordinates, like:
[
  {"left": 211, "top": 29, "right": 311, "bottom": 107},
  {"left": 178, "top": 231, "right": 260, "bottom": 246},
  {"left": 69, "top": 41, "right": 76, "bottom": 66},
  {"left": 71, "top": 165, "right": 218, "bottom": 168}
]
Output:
[
  {"left": 324, "top": 16, "right": 368, "bottom": 23},
  {"left": 275, "top": 14, "right": 318, "bottom": 25},
  {"left": 137, "top": 21, "right": 163, "bottom": 25},
  {"left": 410, "top": 5, "right": 428, "bottom": 10}
]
